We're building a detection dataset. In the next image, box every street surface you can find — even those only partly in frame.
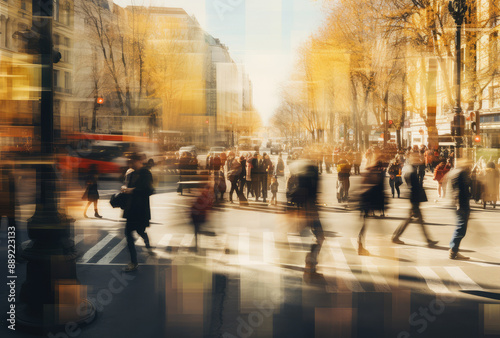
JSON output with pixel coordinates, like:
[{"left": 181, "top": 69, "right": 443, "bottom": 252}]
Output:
[{"left": 1, "top": 157, "right": 500, "bottom": 337}]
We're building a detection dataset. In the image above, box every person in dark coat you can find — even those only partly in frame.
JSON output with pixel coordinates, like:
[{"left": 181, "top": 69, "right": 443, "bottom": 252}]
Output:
[
  {"left": 250, "top": 152, "right": 261, "bottom": 201},
  {"left": 83, "top": 164, "right": 102, "bottom": 218},
  {"left": 392, "top": 157, "right": 438, "bottom": 248},
  {"left": 291, "top": 161, "right": 324, "bottom": 282},
  {"left": 122, "top": 154, "right": 155, "bottom": 272},
  {"left": 449, "top": 159, "right": 472, "bottom": 260},
  {"left": 357, "top": 159, "right": 387, "bottom": 255}
]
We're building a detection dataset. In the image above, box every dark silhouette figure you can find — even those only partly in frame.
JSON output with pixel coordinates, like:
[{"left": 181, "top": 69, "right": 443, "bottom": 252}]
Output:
[
  {"left": 123, "top": 154, "right": 155, "bottom": 272},
  {"left": 82, "top": 164, "right": 102, "bottom": 218}
]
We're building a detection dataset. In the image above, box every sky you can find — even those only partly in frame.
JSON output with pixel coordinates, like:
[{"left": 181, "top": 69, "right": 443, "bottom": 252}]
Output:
[{"left": 113, "top": 0, "right": 325, "bottom": 125}]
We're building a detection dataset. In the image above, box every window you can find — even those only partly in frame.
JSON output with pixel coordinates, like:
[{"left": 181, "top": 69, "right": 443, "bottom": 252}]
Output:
[
  {"left": 53, "top": 34, "right": 60, "bottom": 46},
  {"left": 64, "top": 72, "right": 71, "bottom": 92},
  {"left": 54, "top": 70, "right": 59, "bottom": 88},
  {"left": 21, "top": 0, "right": 26, "bottom": 10}
]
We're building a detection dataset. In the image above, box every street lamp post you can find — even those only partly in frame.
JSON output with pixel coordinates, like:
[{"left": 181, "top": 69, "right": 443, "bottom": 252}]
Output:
[
  {"left": 448, "top": 0, "right": 468, "bottom": 159},
  {"left": 18, "top": 0, "right": 95, "bottom": 331}
]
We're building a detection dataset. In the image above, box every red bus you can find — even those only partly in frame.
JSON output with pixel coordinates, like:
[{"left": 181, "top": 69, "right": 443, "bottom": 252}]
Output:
[{"left": 58, "top": 133, "right": 162, "bottom": 178}]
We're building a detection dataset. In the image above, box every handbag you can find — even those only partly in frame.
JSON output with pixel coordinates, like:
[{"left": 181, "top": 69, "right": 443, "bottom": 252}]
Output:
[{"left": 110, "top": 192, "right": 127, "bottom": 209}]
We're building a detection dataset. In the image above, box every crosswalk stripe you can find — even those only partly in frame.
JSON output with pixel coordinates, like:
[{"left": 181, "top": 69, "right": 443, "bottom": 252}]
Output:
[
  {"left": 416, "top": 267, "right": 452, "bottom": 294},
  {"left": 239, "top": 232, "right": 250, "bottom": 264},
  {"left": 287, "top": 234, "right": 308, "bottom": 252},
  {"left": 349, "top": 239, "right": 391, "bottom": 292},
  {"left": 444, "top": 267, "right": 482, "bottom": 290},
  {"left": 97, "top": 238, "right": 127, "bottom": 264},
  {"left": 328, "top": 240, "right": 364, "bottom": 292},
  {"left": 157, "top": 234, "right": 173, "bottom": 248},
  {"left": 80, "top": 233, "right": 115, "bottom": 263},
  {"left": 263, "top": 232, "right": 275, "bottom": 264},
  {"left": 180, "top": 234, "right": 195, "bottom": 248}
]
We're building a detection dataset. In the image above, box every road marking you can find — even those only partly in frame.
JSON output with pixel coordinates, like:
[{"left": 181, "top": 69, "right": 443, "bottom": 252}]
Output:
[
  {"left": 328, "top": 240, "right": 364, "bottom": 292},
  {"left": 239, "top": 232, "right": 250, "bottom": 264},
  {"left": 263, "top": 232, "right": 275, "bottom": 264},
  {"left": 416, "top": 267, "right": 451, "bottom": 294},
  {"left": 97, "top": 238, "right": 127, "bottom": 264},
  {"left": 350, "top": 238, "right": 391, "bottom": 292},
  {"left": 180, "top": 234, "right": 195, "bottom": 248},
  {"left": 80, "top": 233, "right": 115, "bottom": 263},
  {"left": 287, "top": 234, "right": 308, "bottom": 252},
  {"left": 157, "top": 234, "right": 173, "bottom": 248},
  {"left": 74, "top": 234, "right": 87, "bottom": 245},
  {"left": 444, "top": 266, "right": 482, "bottom": 290}
]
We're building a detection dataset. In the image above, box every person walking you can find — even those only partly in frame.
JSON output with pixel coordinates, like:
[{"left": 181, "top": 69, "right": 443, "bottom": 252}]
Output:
[
  {"left": 122, "top": 153, "right": 155, "bottom": 272},
  {"left": 480, "top": 162, "right": 499, "bottom": 209},
  {"left": 387, "top": 158, "right": 403, "bottom": 198},
  {"left": 228, "top": 158, "right": 242, "bottom": 203},
  {"left": 433, "top": 161, "right": 451, "bottom": 200},
  {"left": 270, "top": 176, "right": 279, "bottom": 205},
  {"left": 290, "top": 161, "right": 324, "bottom": 282},
  {"left": 392, "top": 157, "right": 439, "bottom": 247},
  {"left": 82, "top": 164, "right": 102, "bottom": 218},
  {"left": 191, "top": 184, "right": 214, "bottom": 251},
  {"left": 357, "top": 158, "right": 387, "bottom": 256},
  {"left": 449, "top": 159, "right": 472, "bottom": 260},
  {"left": 251, "top": 152, "right": 261, "bottom": 201}
]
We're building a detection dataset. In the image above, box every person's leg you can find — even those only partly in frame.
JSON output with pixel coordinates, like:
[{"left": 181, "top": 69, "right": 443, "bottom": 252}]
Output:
[
  {"left": 450, "top": 210, "right": 469, "bottom": 253},
  {"left": 93, "top": 200, "right": 102, "bottom": 218},
  {"left": 357, "top": 211, "right": 370, "bottom": 255},
  {"left": 395, "top": 180, "right": 401, "bottom": 198},
  {"left": 392, "top": 208, "right": 413, "bottom": 241},
  {"left": 306, "top": 212, "right": 324, "bottom": 273},
  {"left": 136, "top": 225, "right": 151, "bottom": 249},
  {"left": 125, "top": 222, "right": 138, "bottom": 265},
  {"left": 84, "top": 201, "right": 91, "bottom": 217},
  {"left": 413, "top": 205, "right": 432, "bottom": 243},
  {"left": 389, "top": 179, "right": 395, "bottom": 197}
]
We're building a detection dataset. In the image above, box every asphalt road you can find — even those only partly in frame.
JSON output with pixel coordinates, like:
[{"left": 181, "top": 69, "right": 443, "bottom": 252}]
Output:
[{"left": 2, "top": 159, "right": 500, "bottom": 338}]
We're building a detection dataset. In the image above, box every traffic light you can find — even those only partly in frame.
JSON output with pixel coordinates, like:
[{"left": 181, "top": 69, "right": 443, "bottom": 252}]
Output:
[
  {"left": 474, "top": 135, "right": 481, "bottom": 143},
  {"left": 471, "top": 111, "right": 480, "bottom": 134},
  {"left": 97, "top": 97, "right": 104, "bottom": 105}
]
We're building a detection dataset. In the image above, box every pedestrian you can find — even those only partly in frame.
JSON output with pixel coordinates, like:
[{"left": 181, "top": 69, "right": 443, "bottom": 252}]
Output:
[
  {"left": 480, "top": 162, "right": 499, "bottom": 208},
  {"left": 251, "top": 152, "right": 261, "bottom": 201},
  {"left": 228, "top": 158, "right": 242, "bottom": 203},
  {"left": 82, "top": 164, "right": 102, "bottom": 218},
  {"left": 215, "top": 170, "right": 227, "bottom": 202},
  {"left": 270, "top": 176, "right": 279, "bottom": 205},
  {"left": 392, "top": 156, "right": 439, "bottom": 248},
  {"left": 387, "top": 158, "right": 403, "bottom": 198},
  {"left": 276, "top": 154, "right": 285, "bottom": 176},
  {"left": 357, "top": 158, "right": 387, "bottom": 256},
  {"left": 191, "top": 184, "right": 214, "bottom": 251},
  {"left": 290, "top": 161, "right": 324, "bottom": 282},
  {"left": 122, "top": 153, "right": 155, "bottom": 272},
  {"left": 433, "top": 161, "right": 451, "bottom": 200},
  {"left": 449, "top": 158, "right": 472, "bottom": 260}
]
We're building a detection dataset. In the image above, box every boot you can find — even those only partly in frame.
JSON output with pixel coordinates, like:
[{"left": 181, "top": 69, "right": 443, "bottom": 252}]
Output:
[{"left": 94, "top": 211, "right": 103, "bottom": 218}]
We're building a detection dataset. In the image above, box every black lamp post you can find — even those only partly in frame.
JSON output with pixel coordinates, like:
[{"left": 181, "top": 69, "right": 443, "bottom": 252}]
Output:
[
  {"left": 448, "top": 0, "right": 468, "bottom": 159},
  {"left": 17, "top": 0, "right": 95, "bottom": 332}
]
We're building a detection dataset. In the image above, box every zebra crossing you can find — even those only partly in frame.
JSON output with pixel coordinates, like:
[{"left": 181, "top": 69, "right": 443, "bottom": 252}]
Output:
[{"left": 71, "top": 230, "right": 488, "bottom": 295}]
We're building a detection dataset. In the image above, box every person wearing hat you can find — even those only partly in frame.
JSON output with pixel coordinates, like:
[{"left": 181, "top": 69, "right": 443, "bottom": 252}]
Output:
[{"left": 122, "top": 153, "right": 155, "bottom": 272}]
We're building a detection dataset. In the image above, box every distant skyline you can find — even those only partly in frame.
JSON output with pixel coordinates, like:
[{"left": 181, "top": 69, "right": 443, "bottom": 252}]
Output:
[{"left": 113, "top": 0, "right": 325, "bottom": 125}]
